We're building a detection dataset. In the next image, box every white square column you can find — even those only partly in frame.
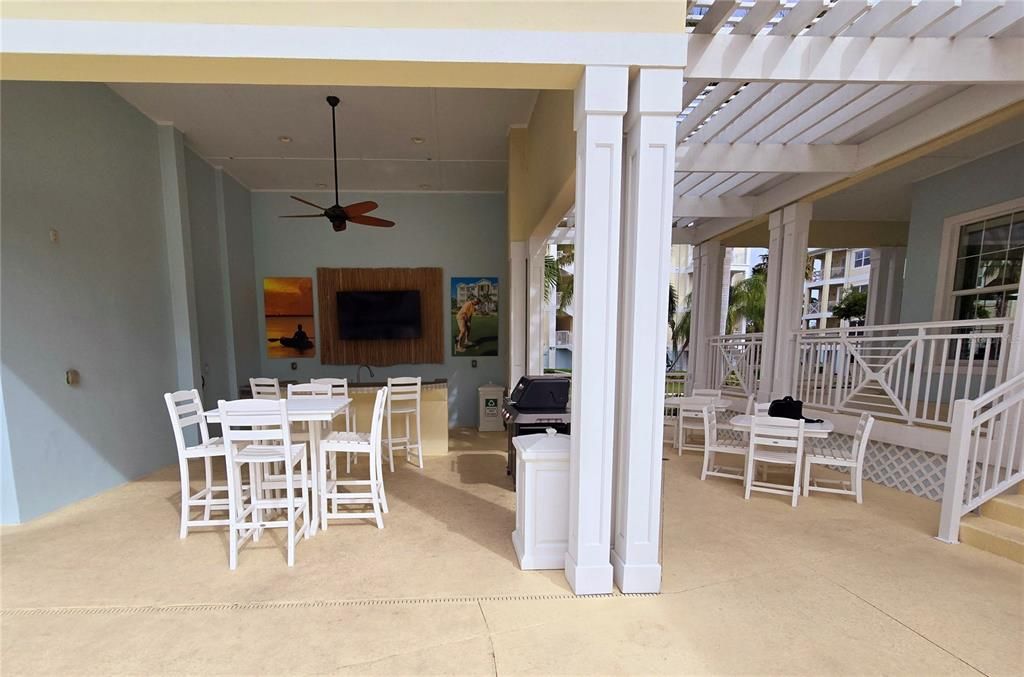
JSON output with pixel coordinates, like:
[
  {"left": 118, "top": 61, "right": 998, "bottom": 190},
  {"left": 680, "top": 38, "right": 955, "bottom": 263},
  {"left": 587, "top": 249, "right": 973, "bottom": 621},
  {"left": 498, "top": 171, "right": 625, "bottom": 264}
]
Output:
[
  {"left": 565, "top": 65, "right": 628, "bottom": 596},
  {"left": 611, "top": 68, "right": 683, "bottom": 594},
  {"left": 687, "top": 239, "right": 726, "bottom": 392},
  {"left": 526, "top": 237, "right": 547, "bottom": 375},
  {"left": 761, "top": 203, "right": 811, "bottom": 400},
  {"left": 866, "top": 246, "right": 906, "bottom": 327},
  {"left": 509, "top": 240, "right": 528, "bottom": 386}
]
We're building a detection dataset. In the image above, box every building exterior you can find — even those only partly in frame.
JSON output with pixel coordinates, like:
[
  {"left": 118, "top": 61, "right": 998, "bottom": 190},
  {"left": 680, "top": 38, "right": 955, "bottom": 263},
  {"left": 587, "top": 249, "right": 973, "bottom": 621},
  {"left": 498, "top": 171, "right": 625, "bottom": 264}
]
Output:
[{"left": 804, "top": 247, "right": 873, "bottom": 329}]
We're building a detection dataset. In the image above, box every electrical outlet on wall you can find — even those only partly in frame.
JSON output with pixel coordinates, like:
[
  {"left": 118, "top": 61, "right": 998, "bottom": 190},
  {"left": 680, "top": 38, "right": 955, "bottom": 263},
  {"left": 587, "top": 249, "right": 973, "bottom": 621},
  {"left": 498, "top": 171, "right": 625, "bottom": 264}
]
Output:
[{"left": 471, "top": 359, "right": 478, "bottom": 368}]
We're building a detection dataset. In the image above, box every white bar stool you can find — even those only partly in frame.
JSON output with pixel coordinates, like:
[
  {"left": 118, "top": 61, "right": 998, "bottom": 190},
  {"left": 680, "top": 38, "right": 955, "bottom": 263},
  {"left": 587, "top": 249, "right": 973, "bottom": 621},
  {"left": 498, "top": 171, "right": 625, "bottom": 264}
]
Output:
[
  {"left": 250, "top": 377, "right": 281, "bottom": 400},
  {"left": 386, "top": 377, "right": 423, "bottom": 470}
]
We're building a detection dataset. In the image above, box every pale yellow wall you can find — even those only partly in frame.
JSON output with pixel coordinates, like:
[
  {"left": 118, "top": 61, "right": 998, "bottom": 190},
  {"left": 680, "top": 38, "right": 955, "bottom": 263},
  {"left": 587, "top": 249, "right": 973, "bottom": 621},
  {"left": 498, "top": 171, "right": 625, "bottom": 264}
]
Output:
[
  {"left": 1, "top": 2, "right": 686, "bottom": 33},
  {"left": 522, "top": 89, "right": 575, "bottom": 241},
  {"left": 724, "top": 220, "right": 910, "bottom": 248},
  {"left": 0, "top": 54, "right": 585, "bottom": 90},
  {"left": 507, "top": 127, "right": 530, "bottom": 242}
]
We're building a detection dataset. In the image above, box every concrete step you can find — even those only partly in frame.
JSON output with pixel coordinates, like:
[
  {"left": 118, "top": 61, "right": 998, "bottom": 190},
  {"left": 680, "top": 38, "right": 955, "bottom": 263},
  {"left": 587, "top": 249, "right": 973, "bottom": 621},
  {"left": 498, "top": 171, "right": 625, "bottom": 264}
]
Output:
[
  {"left": 959, "top": 515, "right": 1024, "bottom": 564},
  {"left": 980, "top": 493, "right": 1024, "bottom": 529}
]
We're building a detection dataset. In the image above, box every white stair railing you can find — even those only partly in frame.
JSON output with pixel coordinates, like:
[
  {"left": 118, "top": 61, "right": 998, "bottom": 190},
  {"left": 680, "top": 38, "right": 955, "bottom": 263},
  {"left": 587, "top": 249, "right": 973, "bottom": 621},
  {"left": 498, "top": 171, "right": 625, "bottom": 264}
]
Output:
[
  {"left": 937, "top": 370, "right": 1024, "bottom": 543},
  {"left": 708, "top": 333, "right": 764, "bottom": 396},
  {"left": 793, "top": 318, "right": 1011, "bottom": 427}
]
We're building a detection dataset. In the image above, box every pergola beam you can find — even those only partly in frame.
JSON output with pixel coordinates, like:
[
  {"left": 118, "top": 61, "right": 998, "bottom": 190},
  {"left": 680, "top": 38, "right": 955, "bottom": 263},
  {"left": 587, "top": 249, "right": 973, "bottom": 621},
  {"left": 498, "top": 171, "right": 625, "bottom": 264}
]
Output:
[
  {"left": 687, "top": 34, "right": 1024, "bottom": 84},
  {"left": 677, "top": 143, "right": 858, "bottom": 173},
  {"left": 674, "top": 196, "right": 757, "bottom": 219}
]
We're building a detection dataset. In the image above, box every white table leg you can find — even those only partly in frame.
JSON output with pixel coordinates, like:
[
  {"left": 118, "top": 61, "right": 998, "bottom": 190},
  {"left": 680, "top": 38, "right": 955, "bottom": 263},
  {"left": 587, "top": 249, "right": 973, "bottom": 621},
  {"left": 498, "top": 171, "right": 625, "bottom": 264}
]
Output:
[{"left": 308, "top": 420, "right": 321, "bottom": 536}]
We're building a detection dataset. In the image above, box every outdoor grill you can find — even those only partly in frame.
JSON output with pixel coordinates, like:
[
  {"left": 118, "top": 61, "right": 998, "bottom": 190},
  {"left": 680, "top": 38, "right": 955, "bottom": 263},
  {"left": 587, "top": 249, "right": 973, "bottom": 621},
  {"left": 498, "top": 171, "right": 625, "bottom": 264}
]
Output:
[{"left": 502, "top": 375, "right": 571, "bottom": 488}]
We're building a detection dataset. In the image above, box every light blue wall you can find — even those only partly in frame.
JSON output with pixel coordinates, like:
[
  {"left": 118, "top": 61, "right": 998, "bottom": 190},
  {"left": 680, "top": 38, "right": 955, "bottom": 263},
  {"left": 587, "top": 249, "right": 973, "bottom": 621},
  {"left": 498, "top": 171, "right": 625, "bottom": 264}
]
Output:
[
  {"left": 901, "top": 144, "right": 1024, "bottom": 323},
  {"left": 223, "top": 176, "right": 260, "bottom": 392},
  {"left": 0, "top": 379, "right": 18, "bottom": 524},
  {"left": 251, "top": 191, "right": 508, "bottom": 426},
  {"left": 1, "top": 82, "right": 179, "bottom": 522},
  {"left": 184, "top": 148, "right": 233, "bottom": 404}
]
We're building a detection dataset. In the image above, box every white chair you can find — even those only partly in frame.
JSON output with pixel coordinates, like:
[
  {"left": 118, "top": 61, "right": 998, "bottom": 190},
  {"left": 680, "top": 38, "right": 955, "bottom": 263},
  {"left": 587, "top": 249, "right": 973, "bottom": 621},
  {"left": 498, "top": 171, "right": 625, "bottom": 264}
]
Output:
[
  {"left": 386, "top": 377, "right": 423, "bottom": 470},
  {"left": 164, "top": 389, "right": 239, "bottom": 538},
  {"left": 699, "top": 406, "right": 747, "bottom": 482},
  {"left": 311, "top": 378, "right": 356, "bottom": 432},
  {"left": 692, "top": 388, "right": 722, "bottom": 398},
  {"left": 803, "top": 413, "right": 874, "bottom": 503},
  {"left": 319, "top": 387, "right": 389, "bottom": 530},
  {"left": 311, "top": 377, "right": 358, "bottom": 477},
  {"left": 675, "top": 396, "right": 715, "bottom": 453},
  {"left": 744, "top": 415, "right": 806, "bottom": 508},
  {"left": 286, "top": 382, "right": 333, "bottom": 442},
  {"left": 250, "top": 377, "right": 281, "bottom": 400},
  {"left": 754, "top": 402, "right": 771, "bottom": 415},
  {"left": 218, "top": 398, "right": 309, "bottom": 569}
]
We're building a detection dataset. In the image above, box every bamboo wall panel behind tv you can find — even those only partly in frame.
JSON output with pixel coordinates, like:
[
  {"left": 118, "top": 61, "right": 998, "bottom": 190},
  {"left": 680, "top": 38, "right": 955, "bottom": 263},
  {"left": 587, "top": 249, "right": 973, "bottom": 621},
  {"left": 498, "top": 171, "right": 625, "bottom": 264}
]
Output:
[{"left": 318, "top": 267, "right": 443, "bottom": 366}]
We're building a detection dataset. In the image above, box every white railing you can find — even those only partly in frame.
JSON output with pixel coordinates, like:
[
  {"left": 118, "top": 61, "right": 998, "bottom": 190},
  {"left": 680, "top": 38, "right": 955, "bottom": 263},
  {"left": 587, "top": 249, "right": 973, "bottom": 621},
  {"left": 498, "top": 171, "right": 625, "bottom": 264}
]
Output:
[
  {"left": 555, "top": 330, "right": 572, "bottom": 347},
  {"left": 709, "top": 333, "right": 764, "bottom": 396},
  {"left": 794, "top": 318, "right": 1012, "bottom": 427},
  {"left": 937, "top": 370, "right": 1024, "bottom": 543}
]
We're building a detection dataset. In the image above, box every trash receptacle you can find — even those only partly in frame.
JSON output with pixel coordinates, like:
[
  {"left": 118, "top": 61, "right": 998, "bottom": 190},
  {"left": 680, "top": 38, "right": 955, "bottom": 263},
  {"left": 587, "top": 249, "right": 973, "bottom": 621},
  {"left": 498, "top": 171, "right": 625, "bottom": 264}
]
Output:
[
  {"left": 478, "top": 384, "right": 505, "bottom": 432},
  {"left": 511, "top": 428, "right": 570, "bottom": 570}
]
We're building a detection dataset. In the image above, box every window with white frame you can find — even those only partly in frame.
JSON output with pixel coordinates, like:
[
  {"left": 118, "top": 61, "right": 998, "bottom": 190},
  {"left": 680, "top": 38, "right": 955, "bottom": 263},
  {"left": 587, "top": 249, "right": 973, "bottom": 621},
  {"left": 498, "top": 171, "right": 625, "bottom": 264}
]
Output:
[
  {"left": 853, "top": 249, "right": 871, "bottom": 268},
  {"left": 951, "top": 210, "right": 1022, "bottom": 320}
]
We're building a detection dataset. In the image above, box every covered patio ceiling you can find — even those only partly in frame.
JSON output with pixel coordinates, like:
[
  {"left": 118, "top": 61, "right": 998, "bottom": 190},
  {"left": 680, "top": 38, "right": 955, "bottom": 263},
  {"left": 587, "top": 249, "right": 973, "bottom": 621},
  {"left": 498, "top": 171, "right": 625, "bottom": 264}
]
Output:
[{"left": 672, "top": 0, "right": 1024, "bottom": 244}]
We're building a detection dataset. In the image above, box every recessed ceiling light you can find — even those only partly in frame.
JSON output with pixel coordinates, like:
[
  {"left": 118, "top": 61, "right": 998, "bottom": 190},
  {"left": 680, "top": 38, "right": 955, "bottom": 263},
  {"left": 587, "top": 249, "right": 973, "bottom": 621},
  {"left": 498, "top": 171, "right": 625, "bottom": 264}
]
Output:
[
  {"left": 315, "top": 182, "right": 328, "bottom": 188},
  {"left": 278, "top": 136, "right": 292, "bottom": 143},
  {"left": 419, "top": 184, "right": 431, "bottom": 189},
  {"left": 411, "top": 137, "right": 426, "bottom": 144}
]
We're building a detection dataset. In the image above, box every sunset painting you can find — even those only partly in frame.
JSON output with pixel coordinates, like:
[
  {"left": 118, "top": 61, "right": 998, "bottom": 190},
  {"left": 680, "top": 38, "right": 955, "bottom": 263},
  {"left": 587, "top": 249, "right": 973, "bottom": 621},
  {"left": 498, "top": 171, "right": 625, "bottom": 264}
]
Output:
[{"left": 264, "top": 277, "right": 316, "bottom": 358}]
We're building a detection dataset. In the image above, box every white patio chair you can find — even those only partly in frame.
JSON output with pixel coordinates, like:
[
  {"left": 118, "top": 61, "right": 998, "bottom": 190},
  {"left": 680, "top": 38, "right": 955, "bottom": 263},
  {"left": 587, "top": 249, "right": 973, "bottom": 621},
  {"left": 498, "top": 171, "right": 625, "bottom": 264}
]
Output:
[
  {"left": 219, "top": 399, "right": 307, "bottom": 569},
  {"left": 311, "top": 377, "right": 356, "bottom": 432},
  {"left": 675, "top": 396, "right": 716, "bottom": 454},
  {"left": 250, "top": 377, "right": 281, "bottom": 400},
  {"left": 164, "top": 389, "right": 241, "bottom": 538},
  {"left": 311, "top": 377, "right": 358, "bottom": 477},
  {"left": 744, "top": 415, "right": 806, "bottom": 508},
  {"left": 386, "top": 377, "right": 423, "bottom": 470},
  {"left": 218, "top": 398, "right": 309, "bottom": 569},
  {"left": 664, "top": 377, "right": 685, "bottom": 443},
  {"left": 699, "top": 406, "right": 747, "bottom": 482},
  {"left": 319, "top": 387, "right": 389, "bottom": 530},
  {"left": 803, "top": 413, "right": 874, "bottom": 503}
]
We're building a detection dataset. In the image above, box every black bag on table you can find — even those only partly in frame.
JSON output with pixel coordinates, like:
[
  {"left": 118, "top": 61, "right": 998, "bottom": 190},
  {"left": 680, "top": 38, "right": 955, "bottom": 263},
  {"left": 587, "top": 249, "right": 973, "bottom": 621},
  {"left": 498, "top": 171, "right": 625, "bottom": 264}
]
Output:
[{"left": 768, "top": 396, "right": 823, "bottom": 424}]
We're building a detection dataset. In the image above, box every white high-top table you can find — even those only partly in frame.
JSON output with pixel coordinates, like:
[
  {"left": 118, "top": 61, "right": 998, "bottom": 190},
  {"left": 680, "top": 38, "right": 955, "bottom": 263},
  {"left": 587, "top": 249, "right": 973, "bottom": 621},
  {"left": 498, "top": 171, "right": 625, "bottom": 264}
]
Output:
[{"left": 204, "top": 397, "right": 351, "bottom": 536}]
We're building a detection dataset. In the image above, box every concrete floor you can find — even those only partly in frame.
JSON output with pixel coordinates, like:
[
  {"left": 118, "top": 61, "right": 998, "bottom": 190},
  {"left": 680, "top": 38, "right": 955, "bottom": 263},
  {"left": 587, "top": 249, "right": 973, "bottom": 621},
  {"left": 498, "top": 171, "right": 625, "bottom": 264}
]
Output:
[{"left": 2, "top": 429, "right": 1022, "bottom": 675}]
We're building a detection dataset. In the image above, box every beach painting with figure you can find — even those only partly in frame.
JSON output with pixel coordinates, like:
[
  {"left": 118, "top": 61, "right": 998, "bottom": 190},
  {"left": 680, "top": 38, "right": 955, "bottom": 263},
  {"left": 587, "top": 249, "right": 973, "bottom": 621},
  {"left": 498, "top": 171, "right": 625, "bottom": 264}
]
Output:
[
  {"left": 450, "top": 277, "right": 499, "bottom": 357},
  {"left": 264, "top": 277, "right": 316, "bottom": 358}
]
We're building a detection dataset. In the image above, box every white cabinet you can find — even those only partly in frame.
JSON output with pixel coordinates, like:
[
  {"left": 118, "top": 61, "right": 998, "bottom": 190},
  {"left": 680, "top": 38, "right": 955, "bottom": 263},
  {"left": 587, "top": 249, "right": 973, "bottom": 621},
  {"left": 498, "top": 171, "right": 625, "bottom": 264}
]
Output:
[{"left": 511, "top": 429, "right": 570, "bottom": 570}]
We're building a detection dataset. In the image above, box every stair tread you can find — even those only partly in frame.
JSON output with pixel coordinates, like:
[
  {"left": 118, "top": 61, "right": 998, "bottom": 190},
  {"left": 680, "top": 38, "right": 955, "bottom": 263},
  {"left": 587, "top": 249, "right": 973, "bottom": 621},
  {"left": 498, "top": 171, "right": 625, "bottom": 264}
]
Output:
[
  {"left": 991, "top": 494, "right": 1024, "bottom": 508},
  {"left": 961, "top": 515, "right": 1024, "bottom": 544}
]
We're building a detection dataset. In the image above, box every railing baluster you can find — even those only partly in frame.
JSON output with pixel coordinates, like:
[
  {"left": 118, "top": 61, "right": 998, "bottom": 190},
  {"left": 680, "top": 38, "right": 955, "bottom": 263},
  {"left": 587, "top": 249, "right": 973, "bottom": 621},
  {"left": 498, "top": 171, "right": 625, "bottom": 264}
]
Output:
[{"left": 909, "top": 329, "right": 925, "bottom": 424}]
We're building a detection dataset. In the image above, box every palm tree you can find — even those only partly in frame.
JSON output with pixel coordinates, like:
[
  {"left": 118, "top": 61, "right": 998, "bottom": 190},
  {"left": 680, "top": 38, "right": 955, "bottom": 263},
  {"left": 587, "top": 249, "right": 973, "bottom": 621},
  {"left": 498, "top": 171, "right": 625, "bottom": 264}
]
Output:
[{"left": 544, "top": 246, "right": 574, "bottom": 313}]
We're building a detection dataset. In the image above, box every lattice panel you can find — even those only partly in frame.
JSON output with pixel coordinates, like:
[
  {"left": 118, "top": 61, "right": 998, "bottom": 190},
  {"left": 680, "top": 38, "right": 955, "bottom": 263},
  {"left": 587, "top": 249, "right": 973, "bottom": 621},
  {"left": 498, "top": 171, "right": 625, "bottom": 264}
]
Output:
[{"left": 716, "top": 410, "right": 952, "bottom": 502}]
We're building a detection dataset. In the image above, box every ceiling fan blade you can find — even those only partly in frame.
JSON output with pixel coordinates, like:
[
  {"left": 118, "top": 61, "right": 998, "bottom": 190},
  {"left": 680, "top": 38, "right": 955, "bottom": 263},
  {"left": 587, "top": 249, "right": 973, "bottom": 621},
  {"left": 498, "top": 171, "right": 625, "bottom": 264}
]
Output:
[
  {"left": 289, "top": 195, "right": 327, "bottom": 210},
  {"left": 349, "top": 215, "right": 395, "bottom": 228},
  {"left": 342, "top": 201, "right": 379, "bottom": 217},
  {"left": 280, "top": 214, "right": 325, "bottom": 218}
]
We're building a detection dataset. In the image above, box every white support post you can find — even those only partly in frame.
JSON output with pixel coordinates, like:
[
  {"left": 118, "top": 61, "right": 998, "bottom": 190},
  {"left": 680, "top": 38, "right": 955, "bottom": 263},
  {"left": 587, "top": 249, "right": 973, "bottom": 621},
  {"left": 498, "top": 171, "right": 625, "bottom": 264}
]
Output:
[
  {"left": 1005, "top": 269, "right": 1024, "bottom": 376},
  {"left": 762, "top": 203, "right": 811, "bottom": 400},
  {"left": 509, "top": 240, "right": 528, "bottom": 386},
  {"left": 866, "top": 246, "right": 906, "bottom": 326},
  {"left": 611, "top": 68, "right": 683, "bottom": 594},
  {"left": 565, "top": 65, "right": 628, "bottom": 596},
  {"left": 526, "top": 237, "right": 547, "bottom": 375},
  {"left": 937, "top": 399, "right": 972, "bottom": 543},
  {"left": 687, "top": 239, "right": 726, "bottom": 392}
]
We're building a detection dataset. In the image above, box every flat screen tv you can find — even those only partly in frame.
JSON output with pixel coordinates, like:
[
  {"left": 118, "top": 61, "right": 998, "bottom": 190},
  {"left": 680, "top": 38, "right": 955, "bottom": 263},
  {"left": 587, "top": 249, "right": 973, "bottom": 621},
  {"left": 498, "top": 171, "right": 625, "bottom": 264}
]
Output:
[{"left": 337, "top": 290, "right": 422, "bottom": 340}]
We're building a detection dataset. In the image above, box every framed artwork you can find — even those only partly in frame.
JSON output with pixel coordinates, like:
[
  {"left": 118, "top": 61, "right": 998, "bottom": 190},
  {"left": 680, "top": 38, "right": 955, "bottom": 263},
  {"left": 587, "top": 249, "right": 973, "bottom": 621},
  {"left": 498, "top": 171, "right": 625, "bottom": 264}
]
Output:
[
  {"left": 450, "top": 277, "right": 498, "bottom": 356},
  {"left": 264, "top": 277, "right": 315, "bottom": 358}
]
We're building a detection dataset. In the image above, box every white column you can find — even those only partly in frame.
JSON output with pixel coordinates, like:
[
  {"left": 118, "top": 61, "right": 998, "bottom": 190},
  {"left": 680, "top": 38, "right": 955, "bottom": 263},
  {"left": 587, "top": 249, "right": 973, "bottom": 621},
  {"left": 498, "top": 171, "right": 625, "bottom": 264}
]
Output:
[
  {"left": 509, "top": 240, "right": 528, "bottom": 385},
  {"left": 611, "top": 67, "right": 683, "bottom": 594},
  {"left": 1007, "top": 271, "right": 1024, "bottom": 375},
  {"left": 565, "top": 65, "right": 628, "bottom": 596},
  {"left": 762, "top": 203, "right": 811, "bottom": 399},
  {"left": 526, "top": 237, "right": 547, "bottom": 375},
  {"left": 866, "top": 246, "right": 906, "bottom": 326},
  {"left": 687, "top": 239, "right": 726, "bottom": 392}
]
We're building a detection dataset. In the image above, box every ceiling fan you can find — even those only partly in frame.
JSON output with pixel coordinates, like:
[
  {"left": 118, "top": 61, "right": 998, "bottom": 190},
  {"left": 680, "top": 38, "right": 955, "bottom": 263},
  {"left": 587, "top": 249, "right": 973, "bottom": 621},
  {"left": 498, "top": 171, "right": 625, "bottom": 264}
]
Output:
[{"left": 280, "top": 95, "right": 395, "bottom": 232}]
